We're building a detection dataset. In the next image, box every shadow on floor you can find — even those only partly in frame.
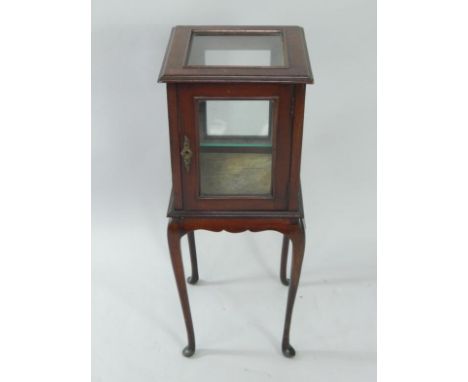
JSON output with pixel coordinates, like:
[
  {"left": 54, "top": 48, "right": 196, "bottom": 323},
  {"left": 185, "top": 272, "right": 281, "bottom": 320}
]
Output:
[{"left": 193, "top": 347, "right": 375, "bottom": 362}]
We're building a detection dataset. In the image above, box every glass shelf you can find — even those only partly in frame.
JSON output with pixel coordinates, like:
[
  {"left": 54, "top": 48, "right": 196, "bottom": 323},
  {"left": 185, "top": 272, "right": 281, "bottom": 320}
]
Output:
[{"left": 200, "top": 142, "right": 272, "bottom": 148}]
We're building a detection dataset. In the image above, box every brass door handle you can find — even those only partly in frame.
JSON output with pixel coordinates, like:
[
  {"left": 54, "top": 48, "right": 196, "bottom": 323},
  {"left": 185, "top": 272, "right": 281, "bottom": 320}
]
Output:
[{"left": 180, "top": 135, "right": 193, "bottom": 172}]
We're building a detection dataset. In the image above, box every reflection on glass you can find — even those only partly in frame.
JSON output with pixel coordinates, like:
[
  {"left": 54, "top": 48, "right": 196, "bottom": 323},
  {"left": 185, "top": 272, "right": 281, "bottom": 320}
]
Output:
[
  {"left": 204, "top": 100, "right": 270, "bottom": 137},
  {"left": 200, "top": 153, "right": 272, "bottom": 196},
  {"left": 198, "top": 100, "right": 273, "bottom": 196},
  {"left": 187, "top": 33, "right": 285, "bottom": 66}
]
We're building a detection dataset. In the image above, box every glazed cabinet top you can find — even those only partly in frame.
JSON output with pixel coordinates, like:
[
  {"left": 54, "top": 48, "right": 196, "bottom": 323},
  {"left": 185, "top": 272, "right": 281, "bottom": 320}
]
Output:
[
  {"left": 158, "top": 25, "right": 314, "bottom": 84},
  {"left": 159, "top": 26, "right": 313, "bottom": 217}
]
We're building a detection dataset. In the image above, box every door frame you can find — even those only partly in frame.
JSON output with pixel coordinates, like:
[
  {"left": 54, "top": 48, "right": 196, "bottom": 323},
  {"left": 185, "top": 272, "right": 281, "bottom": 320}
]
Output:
[{"left": 177, "top": 83, "right": 293, "bottom": 211}]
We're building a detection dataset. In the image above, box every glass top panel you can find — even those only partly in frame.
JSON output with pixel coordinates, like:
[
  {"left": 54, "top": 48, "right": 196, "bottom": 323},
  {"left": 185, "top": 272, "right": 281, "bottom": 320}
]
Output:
[{"left": 187, "top": 33, "right": 285, "bottom": 67}]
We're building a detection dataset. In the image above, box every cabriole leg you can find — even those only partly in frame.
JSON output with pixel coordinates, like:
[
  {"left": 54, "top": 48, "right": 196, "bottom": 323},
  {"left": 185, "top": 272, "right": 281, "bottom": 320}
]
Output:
[
  {"left": 280, "top": 235, "right": 290, "bottom": 286},
  {"left": 187, "top": 231, "right": 199, "bottom": 284},
  {"left": 281, "top": 219, "right": 306, "bottom": 358},
  {"left": 167, "top": 219, "right": 196, "bottom": 357}
]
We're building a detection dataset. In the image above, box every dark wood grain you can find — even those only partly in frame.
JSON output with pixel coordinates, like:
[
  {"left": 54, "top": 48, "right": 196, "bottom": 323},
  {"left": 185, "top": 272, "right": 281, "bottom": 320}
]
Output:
[
  {"left": 186, "top": 231, "right": 199, "bottom": 284},
  {"left": 288, "top": 84, "right": 306, "bottom": 210},
  {"left": 280, "top": 235, "right": 290, "bottom": 286},
  {"left": 166, "top": 84, "right": 183, "bottom": 209}
]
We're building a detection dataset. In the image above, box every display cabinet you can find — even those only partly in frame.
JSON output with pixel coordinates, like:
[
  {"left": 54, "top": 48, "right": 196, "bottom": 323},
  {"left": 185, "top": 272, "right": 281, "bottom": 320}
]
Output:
[{"left": 158, "top": 25, "right": 314, "bottom": 357}]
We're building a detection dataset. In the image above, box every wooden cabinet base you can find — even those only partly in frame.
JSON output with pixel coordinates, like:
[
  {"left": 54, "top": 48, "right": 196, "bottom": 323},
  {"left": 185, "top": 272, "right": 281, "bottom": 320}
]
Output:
[{"left": 166, "top": 206, "right": 306, "bottom": 358}]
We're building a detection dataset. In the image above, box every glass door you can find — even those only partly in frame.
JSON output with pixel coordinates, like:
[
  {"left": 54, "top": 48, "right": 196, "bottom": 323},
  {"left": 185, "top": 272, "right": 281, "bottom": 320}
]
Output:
[
  {"left": 198, "top": 99, "right": 274, "bottom": 197},
  {"left": 178, "top": 83, "right": 292, "bottom": 211}
]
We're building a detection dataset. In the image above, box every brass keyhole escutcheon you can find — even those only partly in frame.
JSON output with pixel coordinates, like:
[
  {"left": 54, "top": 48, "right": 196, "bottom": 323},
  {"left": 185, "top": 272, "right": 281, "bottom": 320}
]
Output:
[{"left": 180, "top": 135, "right": 193, "bottom": 172}]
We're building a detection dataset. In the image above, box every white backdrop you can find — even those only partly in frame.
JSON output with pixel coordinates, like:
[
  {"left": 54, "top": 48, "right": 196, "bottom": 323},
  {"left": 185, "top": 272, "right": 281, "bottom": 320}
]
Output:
[{"left": 92, "top": 1, "right": 376, "bottom": 381}]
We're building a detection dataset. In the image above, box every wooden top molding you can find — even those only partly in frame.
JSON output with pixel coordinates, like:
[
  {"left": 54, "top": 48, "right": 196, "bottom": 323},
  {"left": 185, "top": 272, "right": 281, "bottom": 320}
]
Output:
[{"left": 158, "top": 25, "right": 314, "bottom": 84}]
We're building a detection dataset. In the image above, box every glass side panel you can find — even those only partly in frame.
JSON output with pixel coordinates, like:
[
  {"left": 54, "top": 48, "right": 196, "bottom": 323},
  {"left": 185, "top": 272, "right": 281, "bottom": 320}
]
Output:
[
  {"left": 187, "top": 33, "right": 285, "bottom": 66},
  {"left": 198, "top": 99, "right": 273, "bottom": 196}
]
